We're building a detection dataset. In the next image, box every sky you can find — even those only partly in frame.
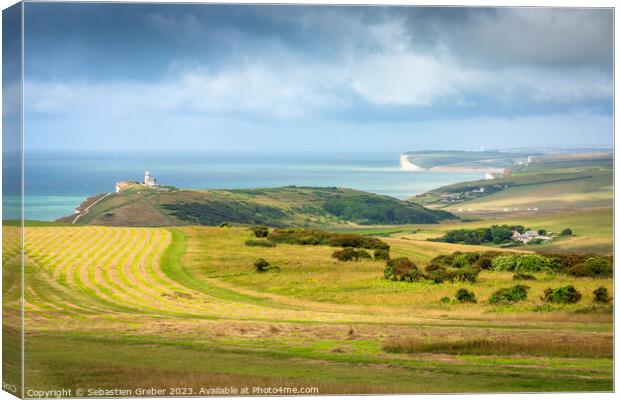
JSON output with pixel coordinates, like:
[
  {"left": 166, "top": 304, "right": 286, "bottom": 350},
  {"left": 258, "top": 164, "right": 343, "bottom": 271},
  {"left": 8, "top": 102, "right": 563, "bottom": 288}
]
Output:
[{"left": 22, "top": 4, "right": 613, "bottom": 152}]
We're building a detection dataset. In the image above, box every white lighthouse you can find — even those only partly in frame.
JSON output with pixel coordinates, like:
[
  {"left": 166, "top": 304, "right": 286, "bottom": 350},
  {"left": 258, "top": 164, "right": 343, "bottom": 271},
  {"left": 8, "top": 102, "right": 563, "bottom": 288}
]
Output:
[{"left": 144, "top": 170, "right": 157, "bottom": 187}]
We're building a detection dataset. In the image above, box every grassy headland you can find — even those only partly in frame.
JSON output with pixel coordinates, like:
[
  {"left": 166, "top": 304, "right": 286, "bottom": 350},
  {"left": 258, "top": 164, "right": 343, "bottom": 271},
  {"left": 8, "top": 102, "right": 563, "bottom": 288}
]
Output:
[{"left": 59, "top": 186, "right": 455, "bottom": 227}]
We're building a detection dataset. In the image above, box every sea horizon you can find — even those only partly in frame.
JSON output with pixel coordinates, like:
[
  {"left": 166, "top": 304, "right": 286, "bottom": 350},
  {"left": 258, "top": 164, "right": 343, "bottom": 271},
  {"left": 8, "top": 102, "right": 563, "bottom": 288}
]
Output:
[{"left": 17, "top": 150, "right": 485, "bottom": 221}]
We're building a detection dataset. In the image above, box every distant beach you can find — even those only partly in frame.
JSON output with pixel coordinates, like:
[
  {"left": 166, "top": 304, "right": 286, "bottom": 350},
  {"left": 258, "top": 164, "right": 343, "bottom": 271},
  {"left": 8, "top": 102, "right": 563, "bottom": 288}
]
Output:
[{"left": 400, "top": 153, "right": 506, "bottom": 175}]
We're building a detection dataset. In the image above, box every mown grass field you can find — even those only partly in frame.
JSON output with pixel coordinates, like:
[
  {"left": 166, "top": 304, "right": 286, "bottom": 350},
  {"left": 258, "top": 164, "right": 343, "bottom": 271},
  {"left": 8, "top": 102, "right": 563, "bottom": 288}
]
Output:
[{"left": 8, "top": 224, "right": 613, "bottom": 395}]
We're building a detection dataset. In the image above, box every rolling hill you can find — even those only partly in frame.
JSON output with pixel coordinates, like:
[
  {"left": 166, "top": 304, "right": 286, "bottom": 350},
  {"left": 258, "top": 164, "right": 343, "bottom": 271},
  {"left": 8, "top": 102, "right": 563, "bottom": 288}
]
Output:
[
  {"left": 58, "top": 186, "right": 455, "bottom": 227},
  {"left": 412, "top": 152, "right": 613, "bottom": 211}
]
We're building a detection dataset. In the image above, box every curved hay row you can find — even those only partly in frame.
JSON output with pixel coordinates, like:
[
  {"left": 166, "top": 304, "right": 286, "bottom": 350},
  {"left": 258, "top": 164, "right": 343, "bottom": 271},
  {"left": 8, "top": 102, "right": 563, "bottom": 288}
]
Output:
[
  {"left": 3, "top": 226, "right": 23, "bottom": 307},
  {"left": 23, "top": 226, "right": 424, "bottom": 324},
  {"left": 23, "top": 226, "right": 221, "bottom": 319}
]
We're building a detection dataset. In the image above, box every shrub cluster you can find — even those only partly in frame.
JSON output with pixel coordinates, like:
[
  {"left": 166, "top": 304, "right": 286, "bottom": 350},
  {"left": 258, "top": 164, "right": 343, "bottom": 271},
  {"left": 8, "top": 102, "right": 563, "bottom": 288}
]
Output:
[
  {"left": 542, "top": 285, "right": 582, "bottom": 304},
  {"left": 492, "top": 254, "right": 555, "bottom": 273},
  {"left": 254, "top": 258, "right": 270, "bottom": 272},
  {"left": 384, "top": 258, "right": 423, "bottom": 282},
  {"left": 327, "top": 234, "right": 389, "bottom": 250},
  {"left": 249, "top": 226, "right": 270, "bottom": 238},
  {"left": 455, "top": 288, "right": 477, "bottom": 303},
  {"left": 267, "top": 228, "right": 389, "bottom": 250},
  {"left": 428, "top": 224, "right": 526, "bottom": 245},
  {"left": 429, "top": 251, "right": 500, "bottom": 270},
  {"left": 383, "top": 249, "right": 612, "bottom": 286},
  {"left": 488, "top": 285, "right": 529, "bottom": 304},
  {"left": 593, "top": 287, "right": 611, "bottom": 303},
  {"left": 513, "top": 272, "right": 536, "bottom": 281},
  {"left": 569, "top": 257, "right": 613, "bottom": 278},
  {"left": 541, "top": 254, "right": 612, "bottom": 276},
  {"left": 424, "top": 250, "right": 613, "bottom": 279},
  {"left": 373, "top": 249, "right": 390, "bottom": 261},
  {"left": 422, "top": 251, "right": 496, "bottom": 283},
  {"left": 384, "top": 255, "right": 482, "bottom": 284},
  {"left": 332, "top": 248, "right": 372, "bottom": 261},
  {"left": 253, "top": 258, "right": 280, "bottom": 273}
]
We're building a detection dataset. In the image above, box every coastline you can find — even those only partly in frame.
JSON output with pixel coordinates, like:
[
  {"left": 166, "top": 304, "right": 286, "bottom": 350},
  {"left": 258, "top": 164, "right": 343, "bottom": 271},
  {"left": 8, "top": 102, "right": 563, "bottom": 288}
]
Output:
[
  {"left": 400, "top": 154, "right": 505, "bottom": 175},
  {"left": 399, "top": 154, "right": 425, "bottom": 171},
  {"left": 28, "top": 153, "right": 489, "bottom": 221}
]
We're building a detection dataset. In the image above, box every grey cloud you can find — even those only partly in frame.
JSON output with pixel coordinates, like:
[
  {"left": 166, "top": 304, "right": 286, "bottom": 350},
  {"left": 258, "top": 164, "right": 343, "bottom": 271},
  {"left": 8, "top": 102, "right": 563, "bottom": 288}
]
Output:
[{"left": 404, "top": 7, "right": 613, "bottom": 69}]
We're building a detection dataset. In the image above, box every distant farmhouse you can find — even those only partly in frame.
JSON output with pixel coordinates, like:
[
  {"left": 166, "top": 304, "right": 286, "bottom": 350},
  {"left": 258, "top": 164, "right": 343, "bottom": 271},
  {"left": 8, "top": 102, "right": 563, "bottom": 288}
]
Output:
[
  {"left": 511, "top": 230, "right": 552, "bottom": 244},
  {"left": 115, "top": 171, "right": 159, "bottom": 193}
]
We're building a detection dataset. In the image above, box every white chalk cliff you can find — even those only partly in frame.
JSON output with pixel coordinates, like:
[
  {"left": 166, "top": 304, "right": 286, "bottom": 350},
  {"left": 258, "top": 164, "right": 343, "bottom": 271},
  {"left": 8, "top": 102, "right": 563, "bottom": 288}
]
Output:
[{"left": 399, "top": 154, "right": 425, "bottom": 171}]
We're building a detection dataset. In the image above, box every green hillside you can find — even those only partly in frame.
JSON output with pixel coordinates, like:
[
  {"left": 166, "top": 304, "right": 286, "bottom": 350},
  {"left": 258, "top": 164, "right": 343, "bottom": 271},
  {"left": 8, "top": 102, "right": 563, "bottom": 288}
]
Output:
[
  {"left": 60, "top": 186, "right": 455, "bottom": 227},
  {"left": 412, "top": 153, "right": 612, "bottom": 211}
]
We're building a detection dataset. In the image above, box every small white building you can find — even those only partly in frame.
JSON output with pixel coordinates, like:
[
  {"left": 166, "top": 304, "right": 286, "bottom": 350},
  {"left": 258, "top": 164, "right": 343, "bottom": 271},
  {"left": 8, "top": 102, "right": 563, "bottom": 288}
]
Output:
[
  {"left": 144, "top": 171, "right": 157, "bottom": 187},
  {"left": 512, "top": 230, "right": 552, "bottom": 244}
]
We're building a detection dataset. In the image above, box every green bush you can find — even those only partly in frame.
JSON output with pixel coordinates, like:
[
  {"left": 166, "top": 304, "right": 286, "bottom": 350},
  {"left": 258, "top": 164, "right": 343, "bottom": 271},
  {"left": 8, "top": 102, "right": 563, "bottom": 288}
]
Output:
[
  {"left": 488, "top": 285, "right": 529, "bottom": 304},
  {"left": 268, "top": 228, "right": 389, "bottom": 250},
  {"left": 327, "top": 234, "right": 389, "bottom": 251},
  {"left": 542, "top": 285, "right": 582, "bottom": 304},
  {"left": 491, "top": 254, "right": 519, "bottom": 271},
  {"left": 440, "top": 296, "right": 451, "bottom": 304},
  {"left": 384, "top": 258, "right": 422, "bottom": 282},
  {"left": 451, "top": 252, "right": 479, "bottom": 268},
  {"left": 514, "top": 254, "right": 555, "bottom": 273},
  {"left": 513, "top": 272, "right": 536, "bottom": 281},
  {"left": 570, "top": 257, "right": 613, "bottom": 278},
  {"left": 250, "top": 226, "right": 270, "bottom": 238},
  {"left": 422, "top": 264, "right": 451, "bottom": 283},
  {"left": 455, "top": 288, "right": 477, "bottom": 303},
  {"left": 492, "top": 254, "right": 554, "bottom": 273},
  {"left": 245, "top": 239, "right": 276, "bottom": 248},
  {"left": 404, "top": 269, "right": 425, "bottom": 282},
  {"left": 429, "top": 224, "right": 525, "bottom": 245},
  {"left": 254, "top": 258, "right": 280, "bottom": 273},
  {"left": 593, "top": 287, "right": 611, "bottom": 303},
  {"left": 425, "top": 263, "right": 446, "bottom": 273},
  {"left": 373, "top": 249, "right": 390, "bottom": 261},
  {"left": 254, "top": 258, "right": 270, "bottom": 273},
  {"left": 332, "top": 248, "right": 372, "bottom": 262},
  {"left": 560, "top": 228, "right": 573, "bottom": 236},
  {"left": 546, "top": 253, "right": 592, "bottom": 273},
  {"left": 428, "top": 269, "right": 456, "bottom": 284},
  {"left": 430, "top": 254, "right": 456, "bottom": 266},
  {"left": 452, "top": 267, "right": 480, "bottom": 283},
  {"left": 476, "top": 256, "right": 493, "bottom": 270}
]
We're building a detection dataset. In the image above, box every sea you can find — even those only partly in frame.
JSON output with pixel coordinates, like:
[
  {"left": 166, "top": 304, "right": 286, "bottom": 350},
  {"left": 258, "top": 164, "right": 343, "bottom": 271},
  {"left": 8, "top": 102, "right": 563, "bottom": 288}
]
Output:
[{"left": 16, "top": 151, "right": 483, "bottom": 221}]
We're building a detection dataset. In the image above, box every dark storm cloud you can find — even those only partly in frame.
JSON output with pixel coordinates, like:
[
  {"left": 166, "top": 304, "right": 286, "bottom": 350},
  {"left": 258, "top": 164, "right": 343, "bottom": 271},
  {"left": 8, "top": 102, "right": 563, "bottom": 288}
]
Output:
[{"left": 22, "top": 4, "right": 613, "bottom": 151}]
